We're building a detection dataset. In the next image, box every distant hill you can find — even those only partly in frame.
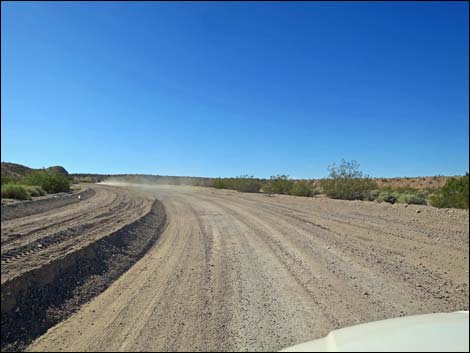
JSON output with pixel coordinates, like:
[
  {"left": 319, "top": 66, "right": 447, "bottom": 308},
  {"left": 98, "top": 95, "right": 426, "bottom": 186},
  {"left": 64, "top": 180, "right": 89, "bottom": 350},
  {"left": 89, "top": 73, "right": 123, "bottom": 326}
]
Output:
[
  {"left": 46, "top": 166, "right": 69, "bottom": 176},
  {"left": 1, "top": 162, "right": 34, "bottom": 179},
  {"left": 2, "top": 161, "right": 459, "bottom": 190},
  {"left": 1, "top": 162, "right": 69, "bottom": 179},
  {"left": 74, "top": 173, "right": 457, "bottom": 190}
]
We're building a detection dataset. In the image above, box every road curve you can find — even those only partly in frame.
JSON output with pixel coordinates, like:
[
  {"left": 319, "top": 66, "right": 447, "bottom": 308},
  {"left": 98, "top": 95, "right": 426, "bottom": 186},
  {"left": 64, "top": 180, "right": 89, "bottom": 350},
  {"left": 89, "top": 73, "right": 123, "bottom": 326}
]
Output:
[{"left": 29, "top": 184, "right": 469, "bottom": 352}]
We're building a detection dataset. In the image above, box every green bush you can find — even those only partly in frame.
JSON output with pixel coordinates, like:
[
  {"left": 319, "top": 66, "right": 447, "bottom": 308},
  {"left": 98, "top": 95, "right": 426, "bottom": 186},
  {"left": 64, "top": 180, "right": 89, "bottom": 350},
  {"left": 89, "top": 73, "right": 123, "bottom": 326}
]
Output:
[
  {"left": 397, "top": 192, "right": 427, "bottom": 205},
  {"left": 23, "top": 170, "right": 70, "bottom": 193},
  {"left": 264, "top": 175, "right": 294, "bottom": 195},
  {"left": 1, "top": 184, "right": 31, "bottom": 200},
  {"left": 235, "top": 176, "right": 262, "bottom": 193},
  {"left": 289, "top": 181, "right": 313, "bottom": 197},
  {"left": 431, "top": 174, "right": 469, "bottom": 209},
  {"left": 377, "top": 190, "right": 398, "bottom": 204},
  {"left": 211, "top": 175, "right": 262, "bottom": 193},
  {"left": 35, "top": 185, "right": 47, "bottom": 196},
  {"left": 213, "top": 178, "right": 226, "bottom": 189},
  {"left": 365, "top": 189, "right": 380, "bottom": 201},
  {"left": 25, "top": 185, "right": 47, "bottom": 197},
  {"left": 321, "top": 160, "right": 378, "bottom": 200},
  {"left": 1, "top": 175, "right": 17, "bottom": 185},
  {"left": 372, "top": 187, "right": 433, "bottom": 205}
]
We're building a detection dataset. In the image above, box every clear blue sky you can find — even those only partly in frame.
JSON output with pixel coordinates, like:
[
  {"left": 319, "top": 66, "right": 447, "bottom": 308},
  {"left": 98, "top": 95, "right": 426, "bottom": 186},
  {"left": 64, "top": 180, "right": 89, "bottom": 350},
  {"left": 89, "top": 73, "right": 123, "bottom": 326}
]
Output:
[{"left": 1, "top": 1, "right": 468, "bottom": 178}]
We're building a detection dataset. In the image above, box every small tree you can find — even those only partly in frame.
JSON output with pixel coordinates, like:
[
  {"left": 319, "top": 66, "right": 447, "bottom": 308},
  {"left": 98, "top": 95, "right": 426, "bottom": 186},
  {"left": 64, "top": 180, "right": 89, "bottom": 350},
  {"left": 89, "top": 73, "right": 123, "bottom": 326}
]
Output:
[{"left": 321, "top": 160, "right": 377, "bottom": 200}]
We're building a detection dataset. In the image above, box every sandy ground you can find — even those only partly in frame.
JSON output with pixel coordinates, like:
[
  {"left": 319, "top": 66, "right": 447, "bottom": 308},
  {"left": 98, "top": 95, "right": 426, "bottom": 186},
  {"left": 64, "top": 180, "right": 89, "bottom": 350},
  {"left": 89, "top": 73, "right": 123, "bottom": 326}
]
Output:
[{"left": 24, "top": 183, "right": 469, "bottom": 352}]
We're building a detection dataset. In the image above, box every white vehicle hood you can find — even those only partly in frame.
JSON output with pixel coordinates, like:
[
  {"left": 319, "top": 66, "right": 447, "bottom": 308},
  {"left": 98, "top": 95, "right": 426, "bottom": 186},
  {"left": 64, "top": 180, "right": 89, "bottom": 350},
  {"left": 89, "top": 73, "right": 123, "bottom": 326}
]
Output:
[{"left": 281, "top": 311, "right": 469, "bottom": 352}]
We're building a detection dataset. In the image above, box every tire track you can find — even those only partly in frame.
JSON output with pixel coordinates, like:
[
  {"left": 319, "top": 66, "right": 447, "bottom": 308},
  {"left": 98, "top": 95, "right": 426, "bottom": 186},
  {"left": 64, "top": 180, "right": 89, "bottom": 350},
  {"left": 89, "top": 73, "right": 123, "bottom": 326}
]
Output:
[{"left": 1, "top": 185, "right": 153, "bottom": 285}]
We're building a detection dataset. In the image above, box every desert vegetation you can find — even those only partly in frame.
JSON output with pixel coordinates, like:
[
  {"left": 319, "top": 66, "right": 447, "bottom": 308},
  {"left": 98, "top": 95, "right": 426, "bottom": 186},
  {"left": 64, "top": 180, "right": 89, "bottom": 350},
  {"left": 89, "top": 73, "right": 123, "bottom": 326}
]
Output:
[
  {"left": 209, "top": 160, "right": 468, "bottom": 209},
  {"left": 320, "top": 160, "right": 378, "bottom": 200},
  {"left": 374, "top": 188, "right": 429, "bottom": 205},
  {"left": 213, "top": 175, "right": 263, "bottom": 193},
  {"left": 3, "top": 161, "right": 467, "bottom": 209},
  {"left": 213, "top": 174, "right": 316, "bottom": 197},
  {"left": 263, "top": 175, "right": 315, "bottom": 197},
  {"left": 263, "top": 175, "right": 293, "bottom": 195},
  {"left": 23, "top": 170, "right": 70, "bottom": 193},
  {"left": 1, "top": 184, "right": 32, "bottom": 200},
  {"left": 1, "top": 169, "right": 70, "bottom": 200},
  {"left": 430, "top": 173, "right": 469, "bottom": 209}
]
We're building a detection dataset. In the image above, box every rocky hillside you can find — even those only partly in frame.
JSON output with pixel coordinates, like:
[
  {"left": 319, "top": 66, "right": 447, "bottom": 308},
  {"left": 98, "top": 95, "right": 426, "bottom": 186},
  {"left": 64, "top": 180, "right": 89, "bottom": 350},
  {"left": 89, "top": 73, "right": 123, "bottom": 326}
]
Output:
[
  {"left": 1, "top": 162, "right": 69, "bottom": 179},
  {"left": 1, "top": 162, "right": 34, "bottom": 179},
  {"left": 46, "top": 166, "right": 69, "bottom": 176}
]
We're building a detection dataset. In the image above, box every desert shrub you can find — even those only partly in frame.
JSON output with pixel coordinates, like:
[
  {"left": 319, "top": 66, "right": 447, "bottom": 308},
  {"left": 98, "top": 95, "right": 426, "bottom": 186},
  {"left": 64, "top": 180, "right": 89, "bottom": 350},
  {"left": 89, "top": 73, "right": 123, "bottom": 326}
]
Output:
[
  {"left": 310, "top": 188, "right": 321, "bottom": 196},
  {"left": 23, "top": 169, "right": 70, "bottom": 193},
  {"left": 1, "top": 184, "right": 31, "bottom": 200},
  {"left": 289, "top": 181, "right": 313, "bottom": 197},
  {"left": 235, "top": 175, "right": 262, "bottom": 193},
  {"left": 321, "top": 160, "right": 378, "bottom": 200},
  {"left": 25, "top": 186, "right": 40, "bottom": 197},
  {"left": 35, "top": 185, "right": 47, "bottom": 196},
  {"left": 397, "top": 192, "right": 427, "bottom": 205},
  {"left": 212, "top": 175, "right": 262, "bottom": 193},
  {"left": 76, "top": 176, "right": 96, "bottom": 183},
  {"left": 25, "top": 185, "right": 47, "bottom": 197},
  {"left": 377, "top": 190, "right": 398, "bottom": 204},
  {"left": 1, "top": 175, "right": 18, "bottom": 185},
  {"left": 264, "top": 175, "right": 294, "bottom": 195},
  {"left": 423, "top": 186, "right": 437, "bottom": 193},
  {"left": 365, "top": 189, "right": 380, "bottom": 201},
  {"left": 213, "top": 178, "right": 226, "bottom": 189},
  {"left": 373, "top": 187, "right": 434, "bottom": 205},
  {"left": 431, "top": 174, "right": 469, "bottom": 209}
]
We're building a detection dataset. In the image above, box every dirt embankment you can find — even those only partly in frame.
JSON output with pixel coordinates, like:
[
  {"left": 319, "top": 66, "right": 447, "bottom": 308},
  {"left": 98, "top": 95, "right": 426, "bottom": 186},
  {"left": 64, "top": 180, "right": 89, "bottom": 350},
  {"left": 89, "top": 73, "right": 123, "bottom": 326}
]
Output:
[
  {"left": 28, "top": 184, "right": 469, "bottom": 352},
  {"left": 1, "top": 184, "right": 166, "bottom": 352},
  {"left": 1, "top": 187, "right": 95, "bottom": 222}
]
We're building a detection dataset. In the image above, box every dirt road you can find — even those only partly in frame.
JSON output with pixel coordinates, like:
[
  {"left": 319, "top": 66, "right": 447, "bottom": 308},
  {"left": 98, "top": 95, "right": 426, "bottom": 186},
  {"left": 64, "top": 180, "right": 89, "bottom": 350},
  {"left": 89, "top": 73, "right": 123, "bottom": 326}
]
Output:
[
  {"left": 28, "top": 184, "right": 468, "bottom": 352},
  {"left": 1, "top": 184, "right": 152, "bottom": 286}
]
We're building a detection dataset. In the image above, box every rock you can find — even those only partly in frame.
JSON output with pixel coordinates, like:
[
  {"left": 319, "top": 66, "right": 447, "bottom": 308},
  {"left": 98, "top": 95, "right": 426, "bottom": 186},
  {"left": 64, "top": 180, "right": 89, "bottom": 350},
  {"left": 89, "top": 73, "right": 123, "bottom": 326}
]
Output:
[
  {"left": 404, "top": 204, "right": 408, "bottom": 207},
  {"left": 416, "top": 209, "right": 421, "bottom": 213}
]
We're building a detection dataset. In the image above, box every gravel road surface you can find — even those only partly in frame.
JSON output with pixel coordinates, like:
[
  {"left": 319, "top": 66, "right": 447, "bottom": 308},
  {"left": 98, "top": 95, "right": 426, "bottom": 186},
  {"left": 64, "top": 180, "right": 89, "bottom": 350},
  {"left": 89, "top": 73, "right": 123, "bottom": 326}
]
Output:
[{"left": 28, "top": 184, "right": 469, "bottom": 352}]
